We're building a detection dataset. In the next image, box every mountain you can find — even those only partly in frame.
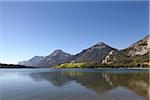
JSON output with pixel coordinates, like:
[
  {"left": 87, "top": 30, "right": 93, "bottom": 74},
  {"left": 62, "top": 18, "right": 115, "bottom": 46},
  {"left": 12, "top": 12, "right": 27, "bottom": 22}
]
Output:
[
  {"left": 73, "top": 42, "right": 117, "bottom": 63},
  {"left": 122, "top": 35, "right": 149, "bottom": 57},
  {"left": 102, "top": 35, "right": 149, "bottom": 66},
  {"left": 19, "top": 35, "right": 149, "bottom": 67},
  {"left": 19, "top": 50, "right": 73, "bottom": 67},
  {"left": 19, "top": 56, "right": 45, "bottom": 67}
]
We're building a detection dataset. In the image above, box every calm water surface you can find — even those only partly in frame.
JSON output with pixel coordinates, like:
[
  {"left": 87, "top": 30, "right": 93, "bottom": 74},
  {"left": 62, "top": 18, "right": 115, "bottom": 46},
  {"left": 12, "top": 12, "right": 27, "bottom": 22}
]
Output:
[{"left": 0, "top": 68, "right": 149, "bottom": 100}]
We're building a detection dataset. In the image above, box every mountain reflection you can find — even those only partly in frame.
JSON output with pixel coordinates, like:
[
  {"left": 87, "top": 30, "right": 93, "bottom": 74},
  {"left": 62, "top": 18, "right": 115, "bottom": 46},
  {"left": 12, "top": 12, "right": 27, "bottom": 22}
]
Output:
[{"left": 28, "top": 71, "right": 149, "bottom": 100}]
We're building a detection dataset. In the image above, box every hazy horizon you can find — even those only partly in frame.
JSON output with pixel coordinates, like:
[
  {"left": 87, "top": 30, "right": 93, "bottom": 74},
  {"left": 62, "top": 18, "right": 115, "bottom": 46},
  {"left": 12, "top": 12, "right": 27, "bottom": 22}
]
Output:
[{"left": 0, "top": 1, "right": 148, "bottom": 64}]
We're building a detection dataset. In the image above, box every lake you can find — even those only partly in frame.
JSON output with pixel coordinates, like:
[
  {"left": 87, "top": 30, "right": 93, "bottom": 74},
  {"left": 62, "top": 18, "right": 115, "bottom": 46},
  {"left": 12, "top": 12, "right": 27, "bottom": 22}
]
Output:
[{"left": 0, "top": 68, "right": 149, "bottom": 100}]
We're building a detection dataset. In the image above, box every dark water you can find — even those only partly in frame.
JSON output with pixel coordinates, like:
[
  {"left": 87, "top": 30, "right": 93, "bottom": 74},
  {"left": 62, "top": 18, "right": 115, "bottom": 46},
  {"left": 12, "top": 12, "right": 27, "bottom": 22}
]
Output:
[{"left": 0, "top": 68, "right": 149, "bottom": 100}]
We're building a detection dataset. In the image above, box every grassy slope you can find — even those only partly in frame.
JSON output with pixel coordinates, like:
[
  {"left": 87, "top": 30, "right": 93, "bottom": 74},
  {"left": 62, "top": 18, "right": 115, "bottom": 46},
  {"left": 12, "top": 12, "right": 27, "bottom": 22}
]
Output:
[
  {"left": 54, "top": 62, "right": 149, "bottom": 68},
  {"left": 54, "top": 52, "right": 150, "bottom": 68},
  {"left": 55, "top": 63, "right": 87, "bottom": 68}
]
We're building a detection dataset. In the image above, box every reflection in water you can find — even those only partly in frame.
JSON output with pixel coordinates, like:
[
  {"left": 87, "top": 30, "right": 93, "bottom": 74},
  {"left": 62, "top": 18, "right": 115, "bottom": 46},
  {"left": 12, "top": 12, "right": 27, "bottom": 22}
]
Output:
[
  {"left": 29, "top": 72, "right": 74, "bottom": 86},
  {"left": 29, "top": 70, "right": 149, "bottom": 100},
  {"left": 0, "top": 69, "right": 149, "bottom": 100}
]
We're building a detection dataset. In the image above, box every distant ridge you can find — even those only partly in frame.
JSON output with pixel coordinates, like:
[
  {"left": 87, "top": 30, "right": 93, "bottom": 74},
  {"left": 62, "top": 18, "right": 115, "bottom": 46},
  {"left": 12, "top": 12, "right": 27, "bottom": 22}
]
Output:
[
  {"left": 19, "top": 49, "right": 73, "bottom": 67},
  {"left": 18, "top": 35, "right": 149, "bottom": 67}
]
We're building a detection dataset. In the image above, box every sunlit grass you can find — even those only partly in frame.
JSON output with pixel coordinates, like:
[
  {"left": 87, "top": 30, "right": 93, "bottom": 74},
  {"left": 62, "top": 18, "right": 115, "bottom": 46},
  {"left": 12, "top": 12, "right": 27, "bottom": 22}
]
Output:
[{"left": 55, "top": 63, "right": 87, "bottom": 68}]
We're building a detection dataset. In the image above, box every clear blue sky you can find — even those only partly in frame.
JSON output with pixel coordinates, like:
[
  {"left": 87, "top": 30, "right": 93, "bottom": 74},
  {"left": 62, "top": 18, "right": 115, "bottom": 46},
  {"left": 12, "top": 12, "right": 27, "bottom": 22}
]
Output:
[{"left": 0, "top": 1, "right": 149, "bottom": 64}]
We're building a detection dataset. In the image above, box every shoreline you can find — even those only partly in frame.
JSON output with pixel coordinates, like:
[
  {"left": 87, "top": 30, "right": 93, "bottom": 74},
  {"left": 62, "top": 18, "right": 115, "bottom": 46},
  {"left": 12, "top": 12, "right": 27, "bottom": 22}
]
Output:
[
  {"left": 54, "top": 67, "right": 150, "bottom": 69},
  {"left": 0, "top": 67, "right": 149, "bottom": 69}
]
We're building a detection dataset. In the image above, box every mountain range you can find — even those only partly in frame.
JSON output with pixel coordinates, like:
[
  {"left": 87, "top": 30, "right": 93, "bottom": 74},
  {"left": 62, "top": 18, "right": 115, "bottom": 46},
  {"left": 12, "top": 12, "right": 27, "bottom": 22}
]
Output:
[{"left": 19, "top": 35, "right": 149, "bottom": 67}]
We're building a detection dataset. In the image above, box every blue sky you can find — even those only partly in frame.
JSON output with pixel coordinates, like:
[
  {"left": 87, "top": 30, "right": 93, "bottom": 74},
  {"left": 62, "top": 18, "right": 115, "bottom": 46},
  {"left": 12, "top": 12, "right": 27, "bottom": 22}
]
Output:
[{"left": 0, "top": 1, "right": 149, "bottom": 64}]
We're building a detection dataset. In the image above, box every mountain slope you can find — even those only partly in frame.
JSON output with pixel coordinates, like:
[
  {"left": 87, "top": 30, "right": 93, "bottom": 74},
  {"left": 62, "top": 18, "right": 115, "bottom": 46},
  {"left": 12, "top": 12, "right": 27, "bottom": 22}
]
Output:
[
  {"left": 19, "top": 56, "right": 45, "bottom": 67},
  {"left": 19, "top": 50, "right": 73, "bottom": 67},
  {"left": 19, "top": 35, "right": 149, "bottom": 68},
  {"left": 73, "top": 42, "right": 117, "bottom": 63},
  {"left": 102, "top": 35, "right": 149, "bottom": 66}
]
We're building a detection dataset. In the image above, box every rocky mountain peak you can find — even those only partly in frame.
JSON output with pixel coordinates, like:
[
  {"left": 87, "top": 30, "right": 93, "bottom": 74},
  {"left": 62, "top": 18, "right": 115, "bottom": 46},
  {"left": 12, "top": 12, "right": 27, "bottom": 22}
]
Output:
[
  {"left": 124, "top": 35, "right": 149, "bottom": 56},
  {"left": 18, "top": 56, "right": 45, "bottom": 67},
  {"left": 49, "top": 49, "right": 71, "bottom": 57},
  {"left": 92, "top": 42, "right": 111, "bottom": 49},
  {"left": 95, "top": 42, "right": 106, "bottom": 46},
  {"left": 102, "top": 35, "right": 149, "bottom": 65},
  {"left": 73, "top": 42, "right": 116, "bottom": 63},
  {"left": 129, "top": 35, "right": 149, "bottom": 48},
  {"left": 51, "top": 49, "right": 63, "bottom": 55},
  {"left": 32, "top": 56, "right": 44, "bottom": 59}
]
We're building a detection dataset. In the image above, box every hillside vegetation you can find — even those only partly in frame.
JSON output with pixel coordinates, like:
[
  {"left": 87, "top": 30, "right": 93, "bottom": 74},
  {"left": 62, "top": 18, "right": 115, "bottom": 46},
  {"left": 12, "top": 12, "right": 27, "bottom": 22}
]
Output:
[
  {"left": 55, "top": 62, "right": 149, "bottom": 68},
  {"left": 55, "top": 63, "right": 87, "bottom": 68}
]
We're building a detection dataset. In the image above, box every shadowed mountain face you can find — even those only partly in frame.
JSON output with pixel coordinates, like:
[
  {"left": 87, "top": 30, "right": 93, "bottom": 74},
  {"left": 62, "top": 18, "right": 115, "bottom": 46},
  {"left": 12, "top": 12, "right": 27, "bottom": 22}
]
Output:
[
  {"left": 19, "top": 50, "right": 73, "bottom": 67},
  {"left": 18, "top": 56, "right": 45, "bottom": 67},
  {"left": 73, "top": 42, "right": 116, "bottom": 63},
  {"left": 18, "top": 35, "right": 149, "bottom": 67}
]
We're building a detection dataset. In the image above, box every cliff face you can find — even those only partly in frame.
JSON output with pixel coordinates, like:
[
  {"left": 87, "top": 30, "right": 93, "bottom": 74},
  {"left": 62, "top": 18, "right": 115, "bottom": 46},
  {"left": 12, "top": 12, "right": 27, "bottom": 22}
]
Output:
[
  {"left": 123, "top": 35, "right": 149, "bottom": 57},
  {"left": 102, "top": 35, "right": 149, "bottom": 65}
]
